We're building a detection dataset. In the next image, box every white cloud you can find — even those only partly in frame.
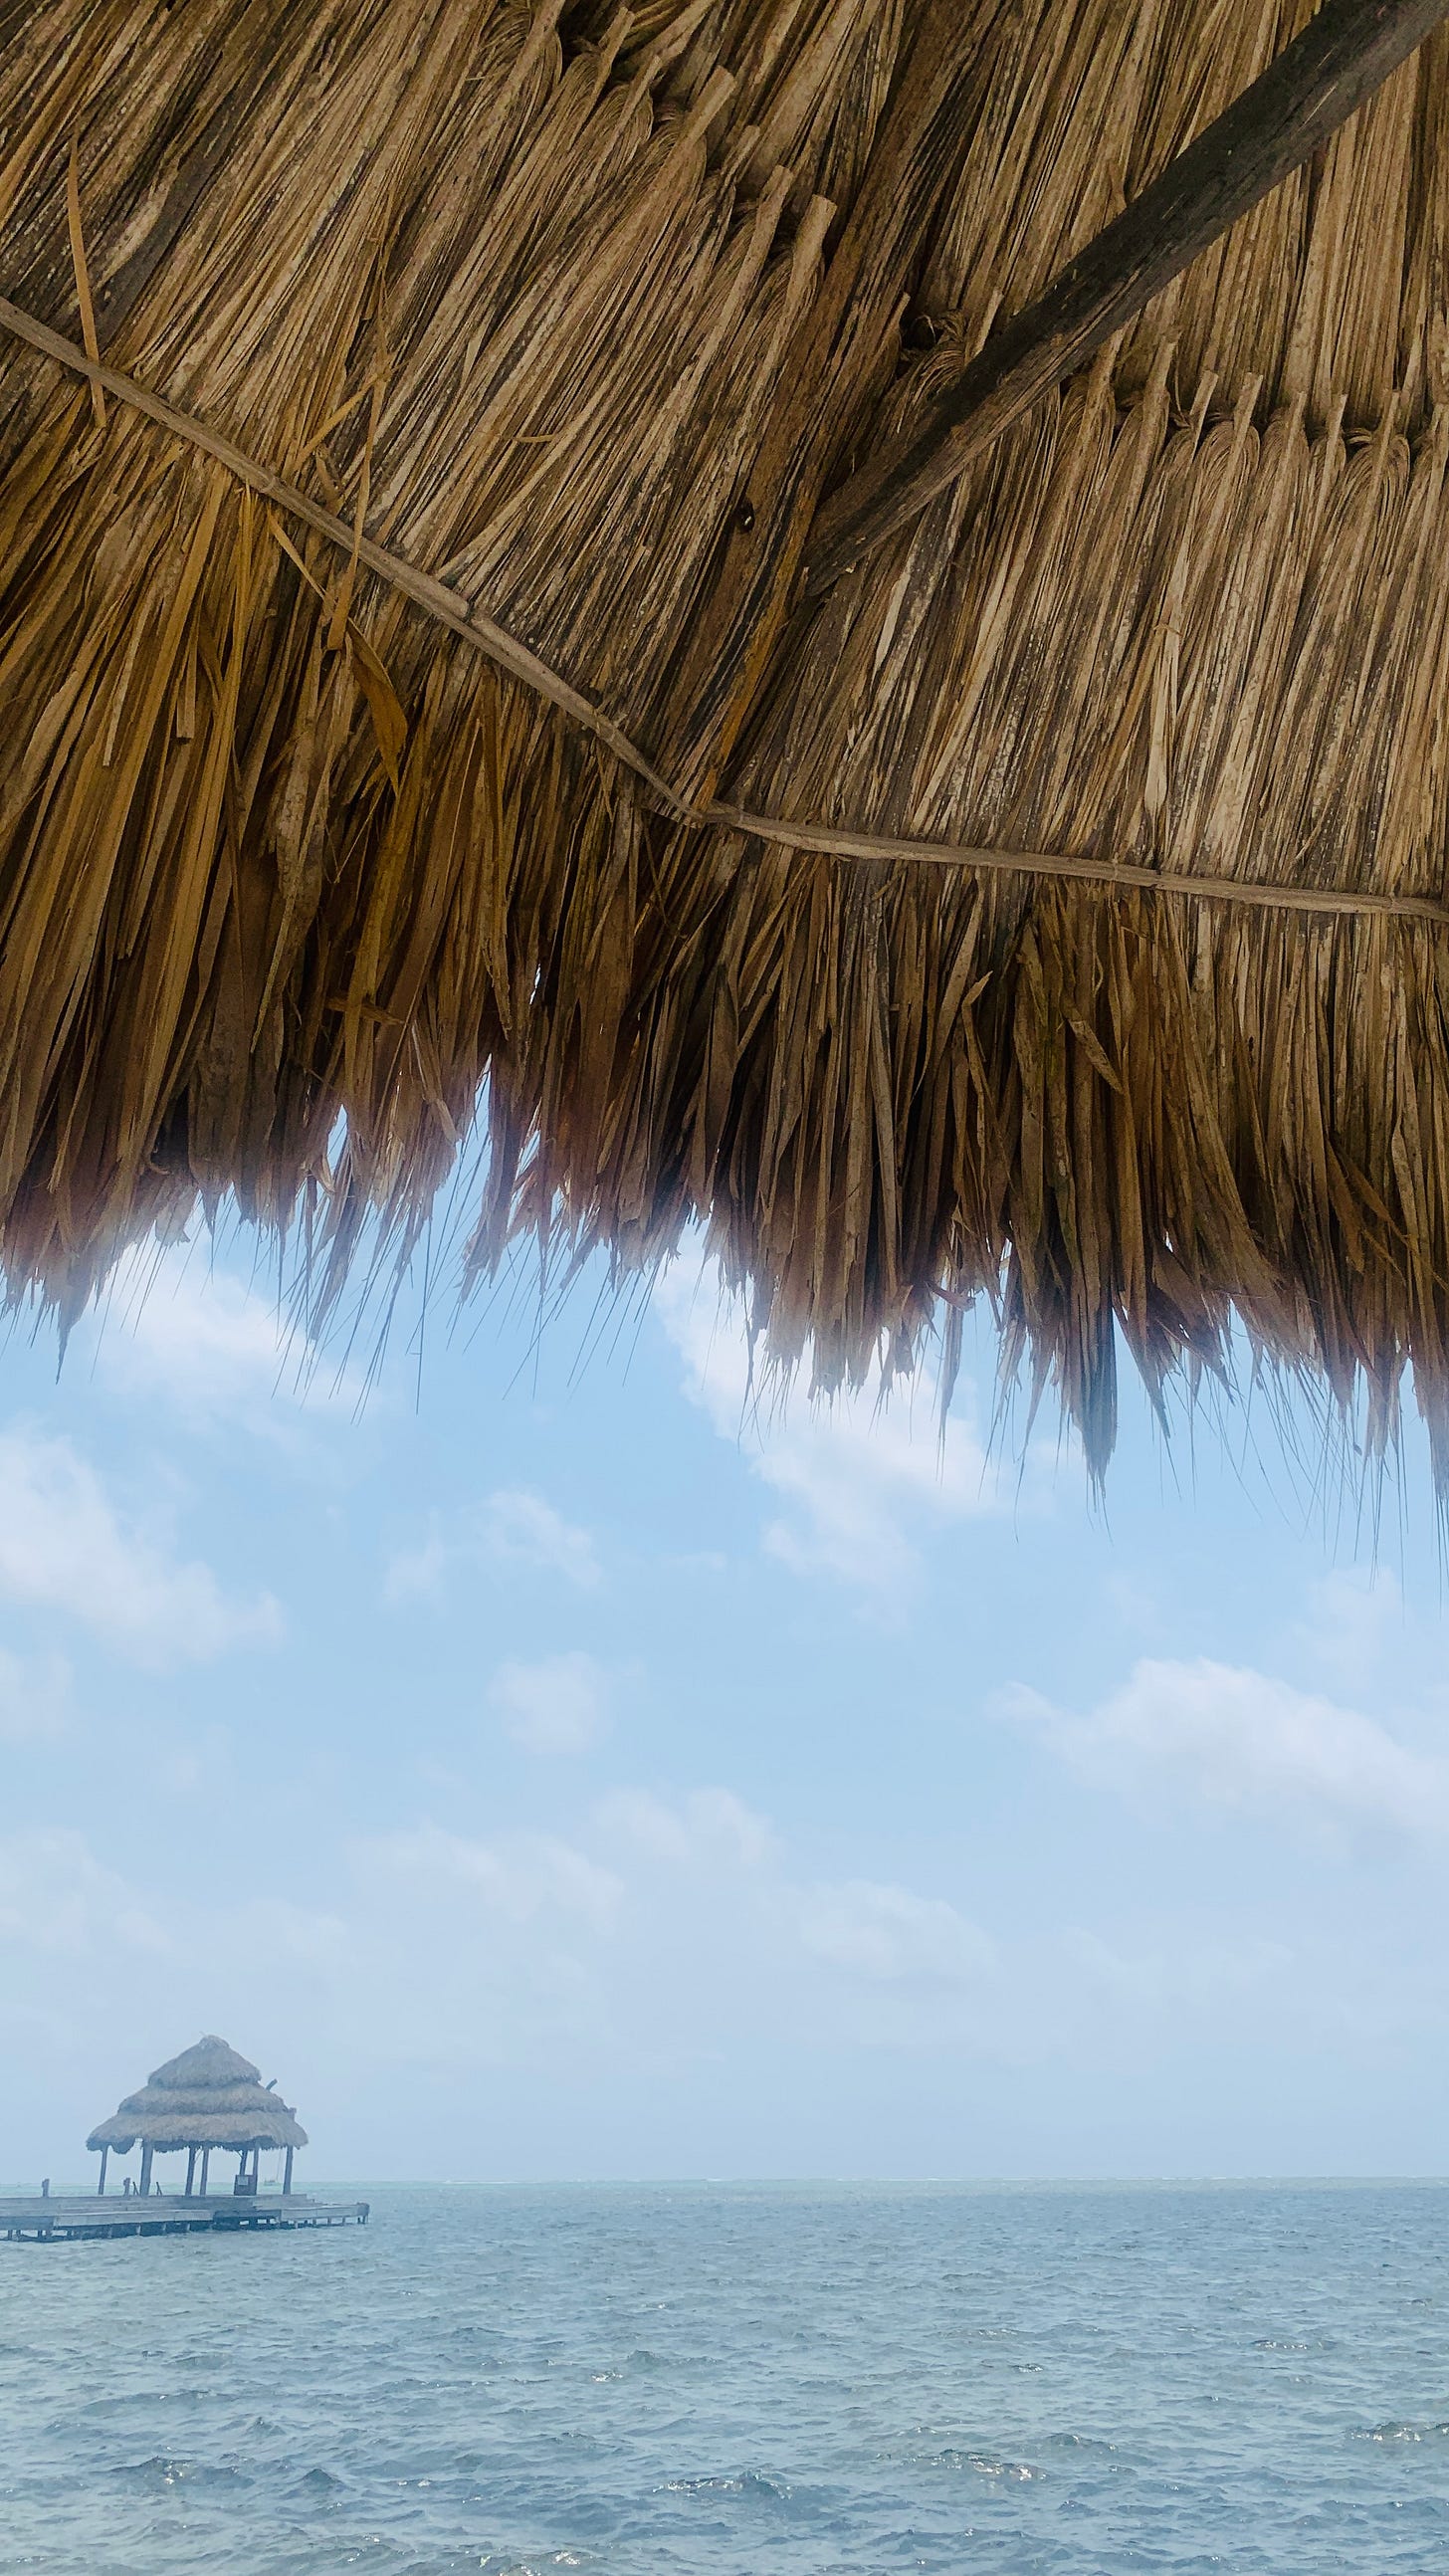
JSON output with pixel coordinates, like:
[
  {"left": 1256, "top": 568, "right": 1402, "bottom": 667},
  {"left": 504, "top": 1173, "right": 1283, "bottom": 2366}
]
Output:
[
  {"left": 0, "top": 1829, "right": 169, "bottom": 1957},
  {"left": 237, "top": 1898, "right": 355, "bottom": 1974},
  {"left": 0, "top": 1648, "right": 70, "bottom": 1742},
  {"left": 482, "top": 1491, "right": 601, "bottom": 1588},
  {"left": 0, "top": 1426, "right": 281, "bottom": 1667},
  {"left": 1065, "top": 1926, "right": 1293, "bottom": 2010},
  {"left": 589, "top": 1789, "right": 995, "bottom": 2046},
  {"left": 0, "top": 1835, "right": 355, "bottom": 2092},
  {"left": 86, "top": 1246, "right": 354, "bottom": 1427},
  {"left": 1000, "top": 1656, "right": 1449, "bottom": 1841},
  {"left": 385, "top": 1533, "right": 446, "bottom": 1603},
  {"left": 597, "top": 1785, "right": 777, "bottom": 1871},
  {"left": 341, "top": 1822, "right": 628, "bottom": 2064},
  {"left": 386, "top": 1487, "right": 600, "bottom": 1605},
  {"left": 758, "top": 1404, "right": 989, "bottom": 1589},
  {"left": 360, "top": 1823, "right": 624, "bottom": 1931},
  {"left": 796, "top": 1878, "right": 995, "bottom": 1989},
  {"left": 1292, "top": 1568, "right": 1402, "bottom": 1690},
  {"left": 490, "top": 1651, "right": 608, "bottom": 1755},
  {"left": 655, "top": 1257, "right": 993, "bottom": 1595},
  {"left": 340, "top": 1790, "right": 992, "bottom": 2063}
]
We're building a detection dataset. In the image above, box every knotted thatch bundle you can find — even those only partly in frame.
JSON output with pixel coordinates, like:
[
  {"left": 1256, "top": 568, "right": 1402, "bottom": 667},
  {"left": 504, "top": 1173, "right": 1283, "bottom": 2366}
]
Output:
[
  {"left": 5, "top": 0, "right": 1449, "bottom": 1477},
  {"left": 87, "top": 2036, "right": 308, "bottom": 2152}
]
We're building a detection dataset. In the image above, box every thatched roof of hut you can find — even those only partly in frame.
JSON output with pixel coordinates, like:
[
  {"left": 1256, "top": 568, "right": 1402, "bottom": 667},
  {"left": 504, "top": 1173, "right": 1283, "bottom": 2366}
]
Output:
[
  {"left": 7, "top": 1, "right": 1449, "bottom": 1478},
  {"left": 87, "top": 2036, "right": 309, "bottom": 2152}
]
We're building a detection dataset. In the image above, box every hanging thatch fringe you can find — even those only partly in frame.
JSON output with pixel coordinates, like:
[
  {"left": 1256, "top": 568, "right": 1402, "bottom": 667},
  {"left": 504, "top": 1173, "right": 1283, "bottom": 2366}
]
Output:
[{"left": 6, "top": 0, "right": 1449, "bottom": 1487}]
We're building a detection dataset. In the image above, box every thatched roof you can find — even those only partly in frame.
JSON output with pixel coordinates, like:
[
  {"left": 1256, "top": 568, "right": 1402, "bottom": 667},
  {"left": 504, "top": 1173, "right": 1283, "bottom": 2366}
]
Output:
[
  {"left": 87, "top": 2035, "right": 309, "bottom": 2152},
  {"left": 6, "top": 1, "right": 1449, "bottom": 1478}
]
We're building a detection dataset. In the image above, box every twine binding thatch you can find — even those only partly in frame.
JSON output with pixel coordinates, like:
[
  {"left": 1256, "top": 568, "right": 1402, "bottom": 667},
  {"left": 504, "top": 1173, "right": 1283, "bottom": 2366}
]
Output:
[
  {"left": 7, "top": 0, "right": 1449, "bottom": 1485},
  {"left": 5, "top": 292, "right": 1447, "bottom": 931}
]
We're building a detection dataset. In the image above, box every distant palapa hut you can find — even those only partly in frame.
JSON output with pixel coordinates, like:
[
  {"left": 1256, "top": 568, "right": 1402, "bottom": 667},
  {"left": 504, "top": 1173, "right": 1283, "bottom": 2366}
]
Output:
[{"left": 87, "top": 2035, "right": 308, "bottom": 2201}]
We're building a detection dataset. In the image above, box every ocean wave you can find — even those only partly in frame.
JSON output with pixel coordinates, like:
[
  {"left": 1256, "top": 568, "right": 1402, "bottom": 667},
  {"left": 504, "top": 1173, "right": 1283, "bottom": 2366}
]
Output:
[
  {"left": 660, "top": 2469, "right": 794, "bottom": 2503},
  {"left": 106, "top": 2456, "right": 254, "bottom": 2494},
  {"left": 906, "top": 2449, "right": 1040, "bottom": 2479}
]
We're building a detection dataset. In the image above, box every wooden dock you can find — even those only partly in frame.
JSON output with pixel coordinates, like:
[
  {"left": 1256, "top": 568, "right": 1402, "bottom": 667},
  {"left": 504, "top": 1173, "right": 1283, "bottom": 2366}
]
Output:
[{"left": 0, "top": 2192, "right": 369, "bottom": 2243}]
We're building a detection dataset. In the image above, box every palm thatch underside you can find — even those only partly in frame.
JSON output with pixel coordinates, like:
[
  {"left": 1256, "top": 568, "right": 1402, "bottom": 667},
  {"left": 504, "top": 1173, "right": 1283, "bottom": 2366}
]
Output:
[{"left": 5, "top": 0, "right": 1449, "bottom": 1477}]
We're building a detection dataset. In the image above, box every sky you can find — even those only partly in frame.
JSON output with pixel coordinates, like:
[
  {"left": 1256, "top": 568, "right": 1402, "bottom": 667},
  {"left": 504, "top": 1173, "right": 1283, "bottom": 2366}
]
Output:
[{"left": 3, "top": 1212, "right": 1449, "bottom": 2188}]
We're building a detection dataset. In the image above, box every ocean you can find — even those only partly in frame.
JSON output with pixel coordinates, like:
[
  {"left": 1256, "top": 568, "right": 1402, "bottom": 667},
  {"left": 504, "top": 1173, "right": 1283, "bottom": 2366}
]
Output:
[{"left": 3, "top": 2181, "right": 1449, "bottom": 2573}]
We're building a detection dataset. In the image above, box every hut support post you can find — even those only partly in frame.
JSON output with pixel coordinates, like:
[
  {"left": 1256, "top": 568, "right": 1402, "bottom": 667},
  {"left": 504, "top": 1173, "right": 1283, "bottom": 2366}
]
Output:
[
  {"left": 284, "top": 2146, "right": 294, "bottom": 2198},
  {"left": 184, "top": 2145, "right": 197, "bottom": 2198},
  {"left": 97, "top": 2146, "right": 107, "bottom": 2197},
  {"left": 200, "top": 2147, "right": 210, "bottom": 2197},
  {"left": 139, "top": 2143, "right": 153, "bottom": 2197},
  {"left": 805, "top": 0, "right": 1449, "bottom": 593}
]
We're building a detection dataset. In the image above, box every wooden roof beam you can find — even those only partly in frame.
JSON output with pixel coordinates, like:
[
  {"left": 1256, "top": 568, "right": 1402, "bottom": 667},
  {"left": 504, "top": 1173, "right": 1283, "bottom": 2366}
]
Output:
[{"left": 803, "top": 0, "right": 1449, "bottom": 601}]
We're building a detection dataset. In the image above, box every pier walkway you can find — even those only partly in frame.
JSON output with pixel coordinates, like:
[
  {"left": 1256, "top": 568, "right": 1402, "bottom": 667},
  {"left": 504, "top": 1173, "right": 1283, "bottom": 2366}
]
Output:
[{"left": 0, "top": 2192, "right": 369, "bottom": 2242}]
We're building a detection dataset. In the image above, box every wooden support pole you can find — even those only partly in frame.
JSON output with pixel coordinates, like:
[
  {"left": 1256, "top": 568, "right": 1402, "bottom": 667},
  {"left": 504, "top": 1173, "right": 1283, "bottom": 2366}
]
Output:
[
  {"left": 97, "top": 2145, "right": 107, "bottom": 2197},
  {"left": 804, "top": 0, "right": 1449, "bottom": 597},
  {"left": 138, "top": 2143, "right": 153, "bottom": 2198},
  {"left": 184, "top": 2145, "right": 197, "bottom": 2198},
  {"left": 200, "top": 2146, "right": 210, "bottom": 2197},
  {"left": 283, "top": 2146, "right": 294, "bottom": 2198}
]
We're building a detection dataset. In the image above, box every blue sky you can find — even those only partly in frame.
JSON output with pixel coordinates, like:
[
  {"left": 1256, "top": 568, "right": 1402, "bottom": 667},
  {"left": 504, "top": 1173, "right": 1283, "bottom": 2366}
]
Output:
[{"left": 2, "top": 1226, "right": 1448, "bottom": 2187}]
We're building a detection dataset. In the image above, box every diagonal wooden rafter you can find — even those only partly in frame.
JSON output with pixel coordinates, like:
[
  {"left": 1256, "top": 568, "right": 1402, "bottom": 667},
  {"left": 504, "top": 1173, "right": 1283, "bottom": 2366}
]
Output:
[{"left": 802, "top": 0, "right": 1449, "bottom": 601}]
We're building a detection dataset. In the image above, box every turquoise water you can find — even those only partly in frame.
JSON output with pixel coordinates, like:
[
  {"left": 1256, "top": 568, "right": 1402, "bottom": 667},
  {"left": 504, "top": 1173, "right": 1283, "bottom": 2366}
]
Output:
[{"left": 4, "top": 2182, "right": 1449, "bottom": 2572}]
